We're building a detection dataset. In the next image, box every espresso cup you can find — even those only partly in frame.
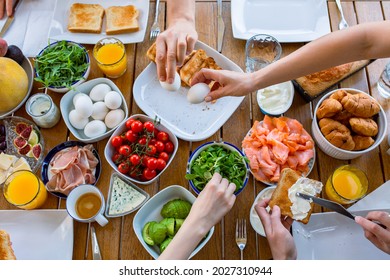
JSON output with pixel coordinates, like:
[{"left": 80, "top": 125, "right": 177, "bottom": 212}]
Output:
[{"left": 66, "top": 184, "right": 108, "bottom": 227}]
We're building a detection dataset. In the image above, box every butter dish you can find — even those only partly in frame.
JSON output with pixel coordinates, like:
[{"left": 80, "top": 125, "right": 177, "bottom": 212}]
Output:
[{"left": 105, "top": 172, "right": 150, "bottom": 218}]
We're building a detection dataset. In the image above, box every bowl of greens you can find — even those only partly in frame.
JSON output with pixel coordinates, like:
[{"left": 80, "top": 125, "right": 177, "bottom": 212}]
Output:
[
  {"left": 34, "top": 40, "right": 90, "bottom": 93},
  {"left": 186, "top": 141, "right": 250, "bottom": 195}
]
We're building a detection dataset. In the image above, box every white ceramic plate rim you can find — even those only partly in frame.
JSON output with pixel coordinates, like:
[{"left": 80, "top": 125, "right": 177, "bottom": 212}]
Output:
[
  {"left": 48, "top": 0, "right": 149, "bottom": 44},
  {"left": 0, "top": 209, "right": 73, "bottom": 260},
  {"left": 231, "top": 0, "right": 331, "bottom": 42},
  {"left": 133, "top": 40, "right": 245, "bottom": 141}
]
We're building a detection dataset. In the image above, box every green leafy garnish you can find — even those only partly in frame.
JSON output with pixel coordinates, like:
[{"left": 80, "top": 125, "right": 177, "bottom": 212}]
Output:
[
  {"left": 34, "top": 41, "right": 89, "bottom": 88},
  {"left": 185, "top": 145, "right": 248, "bottom": 193}
]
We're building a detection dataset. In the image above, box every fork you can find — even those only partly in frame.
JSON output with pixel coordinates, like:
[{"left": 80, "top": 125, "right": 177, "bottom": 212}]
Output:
[
  {"left": 150, "top": 0, "right": 161, "bottom": 41},
  {"left": 335, "top": 0, "right": 349, "bottom": 30},
  {"left": 235, "top": 219, "right": 247, "bottom": 260}
]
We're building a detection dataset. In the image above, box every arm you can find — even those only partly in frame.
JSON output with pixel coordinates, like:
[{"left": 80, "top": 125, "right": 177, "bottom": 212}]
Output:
[
  {"left": 355, "top": 211, "right": 390, "bottom": 254},
  {"left": 156, "top": 0, "right": 197, "bottom": 84},
  {"left": 158, "top": 173, "right": 236, "bottom": 260},
  {"left": 191, "top": 20, "right": 390, "bottom": 101},
  {"left": 0, "top": 0, "right": 14, "bottom": 19},
  {"left": 255, "top": 199, "right": 297, "bottom": 260}
]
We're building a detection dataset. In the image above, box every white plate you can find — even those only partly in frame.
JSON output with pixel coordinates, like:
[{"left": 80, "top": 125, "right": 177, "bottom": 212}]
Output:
[
  {"left": 49, "top": 0, "right": 149, "bottom": 44},
  {"left": 231, "top": 0, "right": 331, "bottom": 42},
  {"left": 0, "top": 209, "right": 73, "bottom": 260},
  {"left": 293, "top": 209, "right": 390, "bottom": 260},
  {"left": 133, "top": 41, "right": 245, "bottom": 141}
]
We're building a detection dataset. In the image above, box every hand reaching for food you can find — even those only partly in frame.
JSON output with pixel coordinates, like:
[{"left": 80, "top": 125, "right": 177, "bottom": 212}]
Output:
[{"left": 0, "top": 0, "right": 13, "bottom": 19}]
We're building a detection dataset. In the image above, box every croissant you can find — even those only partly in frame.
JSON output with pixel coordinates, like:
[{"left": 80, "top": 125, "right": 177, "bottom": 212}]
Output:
[
  {"left": 352, "top": 135, "right": 375, "bottom": 151},
  {"left": 319, "top": 118, "right": 355, "bottom": 150},
  {"left": 316, "top": 98, "right": 343, "bottom": 119},
  {"left": 341, "top": 93, "right": 380, "bottom": 118},
  {"left": 330, "top": 89, "right": 348, "bottom": 102},
  {"left": 349, "top": 117, "right": 378, "bottom": 137}
]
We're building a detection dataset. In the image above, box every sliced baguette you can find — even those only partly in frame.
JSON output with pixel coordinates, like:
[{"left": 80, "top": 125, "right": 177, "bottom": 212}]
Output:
[
  {"left": 106, "top": 5, "right": 139, "bottom": 35},
  {"left": 67, "top": 3, "right": 104, "bottom": 34},
  {"left": 0, "top": 230, "right": 16, "bottom": 260}
]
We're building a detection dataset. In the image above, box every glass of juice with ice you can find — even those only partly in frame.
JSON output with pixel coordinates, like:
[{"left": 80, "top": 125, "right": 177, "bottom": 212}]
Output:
[
  {"left": 93, "top": 37, "right": 127, "bottom": 78},
  {"left": 3, "top": 170, "right": 48, "bottom": 210},
  {"left": 325, "top": 165, "right": 368, "bottom": 205}
]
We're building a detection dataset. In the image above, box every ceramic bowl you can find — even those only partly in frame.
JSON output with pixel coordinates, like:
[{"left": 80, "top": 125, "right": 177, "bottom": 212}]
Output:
[
  {"left": 35, "top": 40, "right": 90, "bottom": 93},
  {"left": 133, "top": 185, "right": 214, "bottom": 259},
  {"left": 256, "top": 81, "right": 294, "bottom": 116},
  {"left": 60, "top": 78, "right": 128, "bottom": 143},
  {"left": 312, "top": 88, "right": 387, "bottom": 160}
]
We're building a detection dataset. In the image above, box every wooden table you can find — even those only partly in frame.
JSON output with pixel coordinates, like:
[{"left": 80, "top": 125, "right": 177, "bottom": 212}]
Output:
[{"left": 2, "top": 0, "right": 390, "bottom": 260}]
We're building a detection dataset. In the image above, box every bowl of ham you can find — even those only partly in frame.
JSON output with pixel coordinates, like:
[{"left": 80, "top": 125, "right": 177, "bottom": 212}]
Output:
[
  {"left": 41, "top": 141, "right": 101, "bottom": 198},
  {"left": 242, "top": 115, "right": 315, "bottom": 185}
]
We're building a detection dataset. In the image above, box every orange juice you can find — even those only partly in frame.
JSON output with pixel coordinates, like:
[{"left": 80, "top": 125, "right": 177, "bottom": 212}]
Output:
[
  {"left": 325, "top": 165, "right": 368, "bottom": 204},
  {"left": 4, "top": 170, "right": 47, "bottom": 210},
  {"left": 93, "top": 38, "right": 127, "bottom": 78}
]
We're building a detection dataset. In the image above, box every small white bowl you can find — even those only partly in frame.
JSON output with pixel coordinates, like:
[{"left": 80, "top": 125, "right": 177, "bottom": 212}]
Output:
[
  {"left": 35, "top": 41, "right": 90, "bottom": 93},
  {"left": 249, "top": 186, "right": 276, "bottom": 237},
  {"left": 257, "top": 81, "right": 294, "bottom": 116},
  {"left": 60, "top": 78, "right": 128, "bottom": 143},
  {"left": 133, "top": 185, "right": 214, "bottom": 259},
  {"left": 312, "top": 88, "right": 387, "bottom": 160},
  {"left": 104, "top": 114, "right": 178, "bottom": 185}
]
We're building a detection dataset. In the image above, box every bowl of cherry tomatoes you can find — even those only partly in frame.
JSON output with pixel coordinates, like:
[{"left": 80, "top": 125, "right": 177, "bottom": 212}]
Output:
[{"left": 104, "top": 114, "right": 178, "bottom": 185}]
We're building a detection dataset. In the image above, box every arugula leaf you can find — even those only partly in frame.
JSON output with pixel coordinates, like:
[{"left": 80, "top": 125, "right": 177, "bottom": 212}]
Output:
[{"left": 185, "top": 145, "right": 248, "bottom": 193}]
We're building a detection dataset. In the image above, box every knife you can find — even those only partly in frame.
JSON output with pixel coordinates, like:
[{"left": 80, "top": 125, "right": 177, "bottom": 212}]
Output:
[
  {"left": 91, "top": 225, "right": 102, "bottom": 260},
  {"left": 217, "top": 0, "right": 225, "bottom": 53},
  {"left": 0, "top": 0, "right": 22, "bottom": 37},
  {"left": 296, "top": 192, "right": 386, "bottom": 228}
]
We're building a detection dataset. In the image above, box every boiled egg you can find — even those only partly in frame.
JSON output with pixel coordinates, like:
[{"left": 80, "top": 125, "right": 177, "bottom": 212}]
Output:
[
  {"left": 72, "top": 93, "right": 88, "bottom": 107},
  {"left": 89, "top": 83, "right": 111, "bottom": 102},
  {"left": 187, "top": 83, "right": 210, "bottom": 104},
  {"left": 105, "top": 109, "right": 125, "bottom": 129},
  {"left": 159, "top": 72, "right": 181, "bottom": 91},
  {"left": 104, "top": 91, "right": 122, "bottom": 110},
  {"left": 84, "top": 120, "right": 107, "bottom": 138},
  {"left": 69, "top": 109, "right": 89, "bottom": 130},
  {"left": 91, "top": 102, "right": 109, "bottom": 120},
  {"left": 75, "top": 95, "right": 93, "bottom": 118}
]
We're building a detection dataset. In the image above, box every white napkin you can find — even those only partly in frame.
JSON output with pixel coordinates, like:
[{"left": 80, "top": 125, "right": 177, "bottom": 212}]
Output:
[
  {"left": 2, "top": 0, "right": 56, "bottom": 57},
  {"left": 348, "top": 180, "right": 390, "bottom": 212}
]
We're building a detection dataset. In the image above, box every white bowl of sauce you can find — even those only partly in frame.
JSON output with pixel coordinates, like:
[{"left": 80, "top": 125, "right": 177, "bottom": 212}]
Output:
[
  {"left": 249, "top": 185, "right": 276, "bottom": 236},
  {"left": 256, "top": 81, "right": 294, "bottom": 116}
]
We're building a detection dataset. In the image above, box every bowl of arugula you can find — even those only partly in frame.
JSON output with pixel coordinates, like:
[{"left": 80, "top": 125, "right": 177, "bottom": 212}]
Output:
[
  {"left": 186, "top": 141, "right": 250, "bottom": 196},
  {"left": 34, "top": 40, "right": 90, "bottom": 93}
]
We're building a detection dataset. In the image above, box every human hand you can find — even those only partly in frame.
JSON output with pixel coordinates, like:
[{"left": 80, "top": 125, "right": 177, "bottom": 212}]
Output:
[
  {"left": 0, "top": 0, "right": 13, "bottom": 19},
  {"left": 155, "top": 19, "right": 197, "bottom": 84},
  {"left": 191, "top": 68, "right": 255, "bottom": 101},
  {"left": 255, "top": 199, "right": 297, "bottom": 260},
  {"left": 355, "top": 211, "right": 390, "bottom": 254}
]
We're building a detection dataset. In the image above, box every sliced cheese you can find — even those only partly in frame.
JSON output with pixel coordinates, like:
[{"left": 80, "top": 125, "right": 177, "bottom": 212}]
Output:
[{"left": 0, "top": 153, "right": 18, "bottom": 170}]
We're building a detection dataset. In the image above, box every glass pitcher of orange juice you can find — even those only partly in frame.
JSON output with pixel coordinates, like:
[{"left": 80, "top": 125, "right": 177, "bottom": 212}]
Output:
[
  {"left": 3, "top": 170, "right": 47, "bottom": 210},
  {"left": 93, "top": 37, "right": 127, "bottom": 78},
  {"left": 325, "top": 165, "right": 368, "bottom": 205}
]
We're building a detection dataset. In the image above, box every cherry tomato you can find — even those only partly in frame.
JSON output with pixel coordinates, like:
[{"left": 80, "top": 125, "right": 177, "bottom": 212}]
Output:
[
  {"left": 143, "top": 168, "right": 156, "bottom": 180},
  {"left": 112, "top": 153, "right": 122, "bottom": 164},
  {"left": 129, "top": 154, "right": 141, "bottom": 166},
  {"left": 165, "top": 141, "right": 174, "bottom": 153},
  {"left": 157, "top": 131, "right": 169, "bottom": 142},
  {"left": 155, "top": 141, "right": 165, "bottom": 152},
  {"left": 111, "top": 136, "right": 123, "bottom": 148},
  {"left": 146, "top": 158, "right": 158, "bottom": 170},
  {"left": 149, "top": 138, "right": 157, "bottom": 146},
  {"left": 129, "top": 169, "right": 139, "bottom": 179},
  {"left": 142, "top": 156, "right": 150, "bottom": 166},
  {"left": 153, "top": 128, "right": 160, "bottom": 137},
  {"left": 119, "top": 145, "right": 132, "bottom": 157},
  {"left": 125, "top": 119, "right": 135, "bottom": 129},
  {"left": 143, "top": 121, "right": 155, "bottom": 133},
  {"left": 118, "top": 162, "right": 130, "bottom": 174},
  {"left": 138, "top": 137, "right": 147, "bottom": 145},
  {"left": 131, "top": 120, "right": 143, "bottom": 133},
  {"left": 147, "top": 144, "right": 157, "bottom": 156},
  {"left": 125, "top": 130, "right": 138, "bottom": 143},
  {"left": 159, "top": 152, "right": 169, "bottom": 162},
  {"left": 156, "top": 158, "right": 167, "bottom": 170}
]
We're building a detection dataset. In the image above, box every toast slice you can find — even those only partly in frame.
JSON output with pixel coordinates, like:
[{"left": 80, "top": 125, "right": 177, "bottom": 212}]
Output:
[
  {"left": 0, "top": 230, "right": 16, "bottom": 260},
  {"left": 269, "top": 168, "right": 323, "bottom": 224},
  {"left": 68, "top": 3, "right": 104, "bottom": 34},
  {"left": 106, "top": 5, "right": 139, "bottom": 35}
]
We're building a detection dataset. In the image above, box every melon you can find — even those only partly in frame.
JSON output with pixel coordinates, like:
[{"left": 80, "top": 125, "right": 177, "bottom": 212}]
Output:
[{"left": 0, "top": 57, "right": 29, "bottom": 114}]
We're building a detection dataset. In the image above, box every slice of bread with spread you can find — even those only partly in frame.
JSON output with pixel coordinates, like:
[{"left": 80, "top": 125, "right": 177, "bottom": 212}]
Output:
[
  {"left": 105, "top": 5, "right": 139, "bottom": 35},
  {"left": 68, "top": 3, "right": 105, "bottom": 34}
]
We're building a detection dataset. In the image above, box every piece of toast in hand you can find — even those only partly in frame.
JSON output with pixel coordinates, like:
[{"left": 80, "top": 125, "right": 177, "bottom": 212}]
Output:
[
  {"left": 106, "top": 5, "right": 140, "bottom": 35},
  {"left": 0, "top": 230, "right": 16, "bottom": 260},
  {"left": 68, "top": 3, "right": 105, "bottom": 34}
]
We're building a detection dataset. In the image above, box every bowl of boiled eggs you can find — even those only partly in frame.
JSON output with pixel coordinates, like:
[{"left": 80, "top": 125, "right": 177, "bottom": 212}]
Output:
[{"left": 60, "top": 78, "right": 128, "bottom": 143}]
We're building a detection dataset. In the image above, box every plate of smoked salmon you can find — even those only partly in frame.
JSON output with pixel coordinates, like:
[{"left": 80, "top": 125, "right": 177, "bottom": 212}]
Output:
[{"left": 242, "top": 115, "right": 315, "bottom": 185}]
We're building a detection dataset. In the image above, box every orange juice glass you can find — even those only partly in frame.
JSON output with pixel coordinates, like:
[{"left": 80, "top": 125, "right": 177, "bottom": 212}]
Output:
[
  {"left": 3, "top": 170, "right": 47, "bottom": 210},
  {"left": 93, "top": 37, "right": 127, "bottom": 78},
  {"left": 325, "top": 165, "right": 368, "bottom": 205}
]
